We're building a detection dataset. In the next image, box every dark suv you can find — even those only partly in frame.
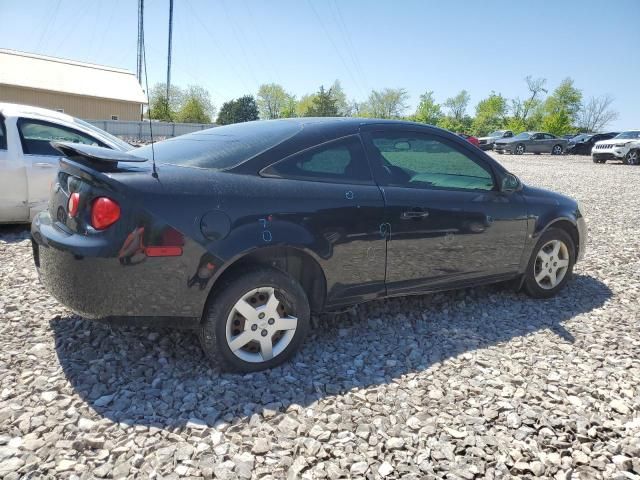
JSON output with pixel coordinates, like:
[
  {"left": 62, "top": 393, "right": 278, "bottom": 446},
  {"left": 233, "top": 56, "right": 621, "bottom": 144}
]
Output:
[{"left": 32, "top": 118, "right": 586, "bottom": 371}]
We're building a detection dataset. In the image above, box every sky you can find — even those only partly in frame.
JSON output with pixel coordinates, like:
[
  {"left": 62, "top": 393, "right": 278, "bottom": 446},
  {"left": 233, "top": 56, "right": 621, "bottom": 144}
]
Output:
[{"left": 1, "top": 0, "right": 638, "bottom": 130}]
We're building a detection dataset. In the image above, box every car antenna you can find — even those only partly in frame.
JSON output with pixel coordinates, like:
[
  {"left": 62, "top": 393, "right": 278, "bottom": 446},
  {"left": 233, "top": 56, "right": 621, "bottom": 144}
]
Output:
[{"left": 141, "top": 17, "right": 158, "bottom": 178}]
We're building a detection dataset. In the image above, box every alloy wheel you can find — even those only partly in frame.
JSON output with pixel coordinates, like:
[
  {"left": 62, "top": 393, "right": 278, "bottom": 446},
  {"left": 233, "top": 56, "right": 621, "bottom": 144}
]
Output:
[
  {"left": 627, "top": 150, "right": 639, "bottom": 165},
  {"left": 552, "top": 145, "right": 563, "bottom": 155},
  {"left": 534, "top": 239, "right": 570, "bottom": 290},
  {"left": 225, "top": 287, "right": 298, "bottom": 363},
  {"left": 515, "top": 144, "right": 525, "bottom": 155}
]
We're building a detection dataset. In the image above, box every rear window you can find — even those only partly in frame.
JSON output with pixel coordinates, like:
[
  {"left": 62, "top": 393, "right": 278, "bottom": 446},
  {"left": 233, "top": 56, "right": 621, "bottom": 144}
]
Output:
[{"left": 130, "top": 120, "right": 302, "bottom": 170}]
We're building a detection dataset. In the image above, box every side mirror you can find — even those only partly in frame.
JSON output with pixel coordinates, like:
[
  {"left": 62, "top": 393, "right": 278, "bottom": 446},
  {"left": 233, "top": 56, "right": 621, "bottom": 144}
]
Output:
[{"left": 501, "top": 173, "right": 521, "bottom": 193}]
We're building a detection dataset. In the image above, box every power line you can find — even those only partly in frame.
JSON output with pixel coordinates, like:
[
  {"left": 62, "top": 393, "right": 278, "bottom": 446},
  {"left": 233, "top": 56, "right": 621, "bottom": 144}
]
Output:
[
  {"left": 35, "top": 0, "right": 61, "bottom": 53},
  {"left": 330, "top": 0, "right": 369, "bottom": 93},
  {"left": 219, "top": 0, "right": 260, "bottom": 88},
  {"left": 305, "top": 0, "right": 367, "bottom": 98}
]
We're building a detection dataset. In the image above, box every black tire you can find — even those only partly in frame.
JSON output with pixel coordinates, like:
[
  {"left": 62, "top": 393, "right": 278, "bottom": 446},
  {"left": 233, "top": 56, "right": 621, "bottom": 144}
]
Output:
[
  {"left": 625, "top": 149, "right": 639, "bottom": 165},
  {"left": 514, "top": 143, "right": 525, "bottom": 155},
  {"left": 523, "top": 228, "right": 575, "bottom": 299},
  {"left": 551, "top": 144, "right": 563, "bottom": 155},
  {"left": 199, "top": 266, "right": 310, "bottom": 372}
]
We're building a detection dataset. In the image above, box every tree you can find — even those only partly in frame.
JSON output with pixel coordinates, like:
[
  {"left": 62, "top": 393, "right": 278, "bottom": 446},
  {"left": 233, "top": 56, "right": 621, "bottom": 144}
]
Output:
[
  {"left": 540, "top": 109, "right": 572, "bottom": 136},
  {"left": 330, "top": 80, "right": 353, "bottom": 116},
  {"left": 216, "top": 95, "right": 259, "bottom": 125},
  {"left": 443, "top": 90, "right": 470, "bottom": 121},
  {"left": 472, "top": 92, "right": 508, "bottom": 135},
  {"left": 280, "top": 96, "right": 298, "bottom": 118},
  {"left": 509, "top": 76, "right": 548, "bottom": 129},
  {"left": 296, "top": 94, "right": 316, "bottom": 117},
  {"left": 257, "top": 83, "right": 292, "bottom": 119},
  {"left": 305, "top": 86, "right": 339, "bottom": 117},
  {"left": 148, "top": 83, "right": 184, "bottom": 121},
  {"left": 176, "top": 85, "right": 215, "bottom": 123},
  {"left": 576, "top": 95, "right": 619, "bottom": 132},
  {"left": 413, "top": 90, "right": 442, "bottom": 125},
  {"left": 538, "top": 78, "right": 582, "bottom": 135},
  {"left": 360, "top": 88, "right": 409, "bottom": 118}
]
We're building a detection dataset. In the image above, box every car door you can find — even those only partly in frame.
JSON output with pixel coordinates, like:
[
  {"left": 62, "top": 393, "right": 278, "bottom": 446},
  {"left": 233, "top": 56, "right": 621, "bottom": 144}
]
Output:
[
  {"left": 17, "top": 118, "right": 106, "bottom": 219},
  {"left": 260, "top": 134, "right": 387, "bottom": 308},
  {"left": 0, "top": 115, "right": 29, "bottom": 222},
  {"left": 361, "top": 126, "right": 527, "bottom": 295},
  {"left": 528, "top": 133, "right": 544, "bottom": 153},
  {"left": 543, "top": 133, "right": 558, "bottom": 153}
]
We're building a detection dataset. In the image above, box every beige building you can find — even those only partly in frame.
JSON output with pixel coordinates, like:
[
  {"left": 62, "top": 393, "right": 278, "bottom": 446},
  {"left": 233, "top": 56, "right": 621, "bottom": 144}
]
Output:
[{"left": 0, "top": 49, "right": 147, "bottom": 121}]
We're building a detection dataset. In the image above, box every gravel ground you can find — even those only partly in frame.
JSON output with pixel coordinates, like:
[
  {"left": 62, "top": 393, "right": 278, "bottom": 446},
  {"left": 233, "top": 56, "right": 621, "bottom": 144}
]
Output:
[{"left": 1, "top": 153, "right": 639, "bottom": 479}]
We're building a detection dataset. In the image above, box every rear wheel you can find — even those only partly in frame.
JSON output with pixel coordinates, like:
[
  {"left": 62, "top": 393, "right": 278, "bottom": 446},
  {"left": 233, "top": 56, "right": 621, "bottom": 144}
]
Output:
[
  {"left": 199, "top": 267, "right": 310, "bottom": 372},
  {"left": 625, "top": 149, "right": 639, "bottom": 165},
  {"left": 552, "top": 144, "right": 563, "bottom": 155},
  {"left": 515, "top": 144, "right": 525, "bottom": 155},
  {"left": 523, "top": 228, "right": 575, "bottom": 298}
]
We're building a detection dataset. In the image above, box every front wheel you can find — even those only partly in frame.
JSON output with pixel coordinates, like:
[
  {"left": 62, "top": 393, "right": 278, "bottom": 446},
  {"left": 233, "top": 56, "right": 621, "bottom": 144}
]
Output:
[
  {"left": 552, "top": 144, "right": 563, "bottom": 155},
  {"left": 199, "top": 267, "right": 310, "bottom": 372},
  {"left": 514, "top": 144, "right": 525, "bottom": 155},
  {"left": 523, "top": 228, "right": 575, "bottom": 299},
  {"left": 625, "top": 149, "right": 639, "bottom": 165}
]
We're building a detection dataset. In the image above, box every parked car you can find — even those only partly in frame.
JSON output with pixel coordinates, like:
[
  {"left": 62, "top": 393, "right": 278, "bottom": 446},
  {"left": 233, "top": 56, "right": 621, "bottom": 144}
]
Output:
[
  {"left": 477, "top": 130, "right": 513, "bottom": 150},
  {"left": 31, "top": 118, "right": 586, "bottom": 371},
  {"left": 0, "top": 103, "right": 132, "bottom": 223},
  {"left": 566, "top": 132, "right": 618, "bottom": 155},
  {"left": 494, "top": 132, "right": 568, "bottom": 155},
  {"left": 457, "top": 133, "right": 479, "bottom": 146},
  {"left": 592, "top": 130, "right": 640, "bottom": 164}
]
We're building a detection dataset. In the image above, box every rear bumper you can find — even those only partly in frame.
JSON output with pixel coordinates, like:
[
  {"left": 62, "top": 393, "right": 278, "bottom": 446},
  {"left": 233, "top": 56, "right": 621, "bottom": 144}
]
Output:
[{"left": 31, "top": 211, "right": 207, "bottom": 324}]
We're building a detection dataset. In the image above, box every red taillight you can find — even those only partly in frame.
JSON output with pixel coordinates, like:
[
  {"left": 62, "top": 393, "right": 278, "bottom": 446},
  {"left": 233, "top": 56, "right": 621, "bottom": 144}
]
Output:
[
  {"left": 67, "top": 192, "right": 80, "bottom": 217},
  {"left": 91, "top": 197, "right": 120, "bottom": 230}
]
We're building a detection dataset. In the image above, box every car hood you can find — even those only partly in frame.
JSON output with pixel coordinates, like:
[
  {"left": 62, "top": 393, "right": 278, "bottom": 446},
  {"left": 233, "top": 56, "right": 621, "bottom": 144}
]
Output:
[
  {"left": 495, "top": 137, "right": 522, "bottom": 144},
  {"left": 478, "top": 135, "right": 498, "bottom": 141},
  {"left": 521, "top": 184, "right": 576, "bottom": 208}
]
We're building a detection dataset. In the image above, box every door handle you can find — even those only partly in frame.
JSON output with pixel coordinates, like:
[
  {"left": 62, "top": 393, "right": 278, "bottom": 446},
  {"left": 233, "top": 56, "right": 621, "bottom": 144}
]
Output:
[
  {"left": 401, "top": 209, "right": 429, "bottom": 219},
  {"left": 34, "top": 162, "right": 55, "bottom": 168}
]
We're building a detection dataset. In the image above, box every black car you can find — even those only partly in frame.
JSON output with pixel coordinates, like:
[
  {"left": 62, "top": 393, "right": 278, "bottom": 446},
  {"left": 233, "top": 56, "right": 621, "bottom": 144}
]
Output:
[
  {"left": 31, "top": 118, "right": 587, "bottom": 371},
  {"left": 566, "top": 132, "right": 619, "bottom": 155}
]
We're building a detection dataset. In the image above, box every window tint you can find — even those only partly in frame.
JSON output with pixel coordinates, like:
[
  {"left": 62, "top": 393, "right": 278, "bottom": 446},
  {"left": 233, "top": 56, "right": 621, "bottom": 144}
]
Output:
[
  {"left": 263, "top": 136, "right": 371, "bottom": 184},
  {"left": 18, "top": 119, "right": 104, "bottom": 156},
  {"left": 0, "top": 117, "right": 6, "bottom": 150},
  {"left": 370, "top": 132, "right": 494, "bottom": 191},
  {"left": 130, "top": 120, "right": 302, "bottom": 170},
  {"left": 543, "top": 133, "right": 556, "bottom": 139}
]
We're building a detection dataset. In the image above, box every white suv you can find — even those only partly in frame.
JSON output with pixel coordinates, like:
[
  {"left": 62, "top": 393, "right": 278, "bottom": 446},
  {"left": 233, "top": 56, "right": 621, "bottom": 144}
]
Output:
[{"left": 592, "top": 130, "right": 640, "bottom": 165}]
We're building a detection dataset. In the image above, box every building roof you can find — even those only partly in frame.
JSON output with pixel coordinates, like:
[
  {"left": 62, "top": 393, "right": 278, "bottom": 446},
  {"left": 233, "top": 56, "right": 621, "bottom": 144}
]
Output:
[{"left": 0, "top": 49, "right": 147, "bottom": 104}]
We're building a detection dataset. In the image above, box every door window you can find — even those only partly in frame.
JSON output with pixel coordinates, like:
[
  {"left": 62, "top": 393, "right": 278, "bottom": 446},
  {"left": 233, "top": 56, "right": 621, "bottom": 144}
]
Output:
[
  {"left": 18, "top": 119, "right": 104, "bottom": 156},
  {"left": 368, "top": 132, "right": 494, "bottom": 191},
  {"left": 262, "top": 135, "right": 372, "bottom": 184},
  {"left": 543, "top": 133, "right": 556, "bottom": 140}
]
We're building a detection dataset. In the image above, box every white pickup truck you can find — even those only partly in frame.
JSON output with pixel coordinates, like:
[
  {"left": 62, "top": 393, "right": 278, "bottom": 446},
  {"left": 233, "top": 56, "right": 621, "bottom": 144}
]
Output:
[{"left": 0, "top": 103, "right": 132, "bottom": 223}]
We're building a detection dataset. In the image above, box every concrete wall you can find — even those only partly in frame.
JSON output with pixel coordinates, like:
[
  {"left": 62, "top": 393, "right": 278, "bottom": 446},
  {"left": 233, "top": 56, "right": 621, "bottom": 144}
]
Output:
[{"left": 0, "top": 84, "right": 142, "bottom": 121}]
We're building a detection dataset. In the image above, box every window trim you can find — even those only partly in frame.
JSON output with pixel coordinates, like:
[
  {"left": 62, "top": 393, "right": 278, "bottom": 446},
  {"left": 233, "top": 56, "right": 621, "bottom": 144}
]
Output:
[
  {"left": 0, "top": 114, "right": 7, "bottom": 150},
  {"left": 16, "top": 117, "right": 107, "bottom": 156},
  {"left": 260, "top": 134, "right": 375, "bottom": 185},
  {"left": 362, "top": 129, "right": 498, "bottom": 193}
]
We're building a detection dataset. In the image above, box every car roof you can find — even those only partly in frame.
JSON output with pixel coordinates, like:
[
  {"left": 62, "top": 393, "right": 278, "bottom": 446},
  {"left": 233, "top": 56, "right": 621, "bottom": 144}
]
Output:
[{"left": 0, "top": 102, "right": 76, "bottom": 122}]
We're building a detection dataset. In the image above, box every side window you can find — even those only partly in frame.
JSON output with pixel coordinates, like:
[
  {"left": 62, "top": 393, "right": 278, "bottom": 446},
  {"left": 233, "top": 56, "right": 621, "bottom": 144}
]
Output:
[
  {"left": 369, "top": 132, "right": 494, "bottom": 191},
  {"left": 262, "top": 136, "right": 372, "bottom": 184},
  {"left": 504, "top": 131, "right": 513, "bottom": 138},
  {"left": 0, "top": 117, "right": 6, "bottom": 150},
  {"left": 531, "top": 133, "right": 542, "bottom": 140},
  {"left": 18, "top": 119, "right": 104, "bottom": 156},
  {"left": 544, "top": 133, "right": 556, "bottom": 140}
]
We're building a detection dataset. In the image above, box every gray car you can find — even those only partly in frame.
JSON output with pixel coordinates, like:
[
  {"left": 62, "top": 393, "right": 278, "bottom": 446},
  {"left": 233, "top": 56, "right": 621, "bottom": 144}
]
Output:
[
  {"left": 477, "top": 129, "right": 513, "bottom": 150},
  {"left": 494, "top": 132, "right": 568, "bottom": 155}
]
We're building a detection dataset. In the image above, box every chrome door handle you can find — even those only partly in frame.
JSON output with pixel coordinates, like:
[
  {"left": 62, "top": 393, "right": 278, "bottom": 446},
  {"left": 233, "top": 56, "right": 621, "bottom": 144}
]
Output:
[
  {"left": 401, "top": 209, "right": 429, "bottom": 219},
  {"left": 34, "top": 162, "right": 55, "bottom": 168}
]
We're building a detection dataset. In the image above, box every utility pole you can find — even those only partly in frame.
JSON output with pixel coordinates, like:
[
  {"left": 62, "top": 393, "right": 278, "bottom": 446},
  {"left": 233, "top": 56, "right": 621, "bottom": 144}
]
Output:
[
  {"left": 136, "top": 0, "right": 144, "bottom": 83},
  {"left": 166, "top": 0, "right": 174, "bottom": 103}
]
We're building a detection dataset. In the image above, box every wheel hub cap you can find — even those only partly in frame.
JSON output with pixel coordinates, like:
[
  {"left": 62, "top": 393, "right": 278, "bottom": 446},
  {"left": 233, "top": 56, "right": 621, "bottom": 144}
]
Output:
[
  {"left": 225, "top": 287, "right": 298, "bottom": 363},
  {"left": 534, "top": 239, "right": 570, "bottom": 290}
]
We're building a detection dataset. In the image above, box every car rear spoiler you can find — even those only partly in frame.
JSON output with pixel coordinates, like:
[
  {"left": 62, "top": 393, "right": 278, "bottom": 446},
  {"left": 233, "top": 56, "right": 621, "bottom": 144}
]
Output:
[{"left": 51, "top": 141, "right": 147, "bottom": 171}]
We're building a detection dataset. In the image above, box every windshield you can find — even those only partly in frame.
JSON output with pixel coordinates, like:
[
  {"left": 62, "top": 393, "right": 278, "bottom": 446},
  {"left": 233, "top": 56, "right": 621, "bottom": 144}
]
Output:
[
  {"left": 614, "top": 131, "right": 640, "bottom": 140},
  {"left": 513, "top": 132, "right": 531, "bottom": 140},
  {"left": 130, "top": 120, "right": 302, "bottom": 170},
  {"left": 74, "top": 119, "right": 134, "bottom": 151},
  {"left": 488, "top": 130, "right": 505, "bottom": 137},
  {"left": 572, "top": 134, "right": 592, "bottom": 143}
]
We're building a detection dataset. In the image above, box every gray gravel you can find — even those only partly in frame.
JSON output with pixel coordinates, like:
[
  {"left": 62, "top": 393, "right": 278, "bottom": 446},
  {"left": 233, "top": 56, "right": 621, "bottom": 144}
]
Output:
[{"left": 1, "top": 153, "right": 639, "bottom": 479}]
